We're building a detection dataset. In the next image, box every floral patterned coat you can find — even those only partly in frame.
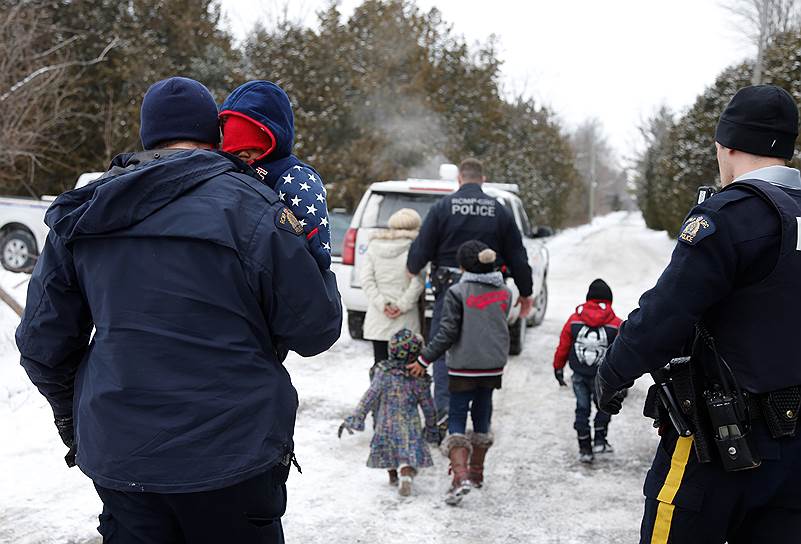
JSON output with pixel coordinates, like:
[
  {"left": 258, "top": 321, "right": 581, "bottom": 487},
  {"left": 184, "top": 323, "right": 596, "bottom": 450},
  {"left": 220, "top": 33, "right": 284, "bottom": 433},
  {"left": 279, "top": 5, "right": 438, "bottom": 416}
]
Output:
[{"left": 345, "top": 358, "right": 438, "bottom": 469}]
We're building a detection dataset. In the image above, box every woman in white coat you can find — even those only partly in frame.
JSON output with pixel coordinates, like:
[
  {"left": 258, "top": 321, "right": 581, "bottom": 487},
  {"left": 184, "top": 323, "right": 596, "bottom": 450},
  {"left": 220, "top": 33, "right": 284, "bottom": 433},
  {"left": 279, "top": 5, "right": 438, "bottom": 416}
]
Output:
[{"left": 361, "top": 208, "right": 426, "bottom": 363}]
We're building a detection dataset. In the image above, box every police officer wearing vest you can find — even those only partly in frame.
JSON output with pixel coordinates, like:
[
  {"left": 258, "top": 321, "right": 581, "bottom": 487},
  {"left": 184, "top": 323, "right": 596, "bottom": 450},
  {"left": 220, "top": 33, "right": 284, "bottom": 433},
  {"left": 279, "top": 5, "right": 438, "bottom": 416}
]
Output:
[
  {"left": 407, "top": 158, "right": 533, "bottom": 423},
  {"left": 596, "top": 85, "right": 801, "bottom": 543}
]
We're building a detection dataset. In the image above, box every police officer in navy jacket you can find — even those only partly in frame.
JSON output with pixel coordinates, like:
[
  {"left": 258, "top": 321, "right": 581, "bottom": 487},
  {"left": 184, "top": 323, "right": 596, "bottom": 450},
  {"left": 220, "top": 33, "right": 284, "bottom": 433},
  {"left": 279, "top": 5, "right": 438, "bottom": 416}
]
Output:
[
  {"left": 16, "top": 77, "right": 342, "bottom": 543},
  {"left": 596, "top": 85, "right": 801, "bottom": 543},
  {"left": 407, "top": 158, "right": 532, "bottom": 420}
]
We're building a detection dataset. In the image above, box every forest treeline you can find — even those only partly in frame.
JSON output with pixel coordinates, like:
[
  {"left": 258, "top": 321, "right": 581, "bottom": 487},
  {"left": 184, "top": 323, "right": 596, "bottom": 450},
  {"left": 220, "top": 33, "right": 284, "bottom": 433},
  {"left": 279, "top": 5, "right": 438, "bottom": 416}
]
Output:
[
  {"left": 634, "top": 26, "right": 801, "bottom": 236},
  {"left": 1, "top": 0, "right": 598, "bottom": 228}
]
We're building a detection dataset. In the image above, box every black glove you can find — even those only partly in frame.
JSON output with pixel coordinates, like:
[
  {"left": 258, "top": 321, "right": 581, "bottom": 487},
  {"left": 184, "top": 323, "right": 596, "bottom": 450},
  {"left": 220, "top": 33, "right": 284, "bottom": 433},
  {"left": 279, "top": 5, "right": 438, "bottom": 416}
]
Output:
[
  {"left": 554, "top": 368, "right": 567, "bottom": 387},
  {"left": 594, "top": 372, "right": 626, "bottom": 415},
  {"left": 54, "top": 416, "right": 77, "bottom": 468},
  {"left": 337, "top": 421, "right": 354, "bottom": 439}
]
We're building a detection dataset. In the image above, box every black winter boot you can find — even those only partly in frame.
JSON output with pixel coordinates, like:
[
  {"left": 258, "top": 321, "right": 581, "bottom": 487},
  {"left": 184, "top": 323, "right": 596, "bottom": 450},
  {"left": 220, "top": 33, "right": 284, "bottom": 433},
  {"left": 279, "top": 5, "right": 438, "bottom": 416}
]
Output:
[
  {"left": 593, "top": 427, "right": 614, "bottom": 454},
  {"left": 578, "top": 436, "right": 594, "bottom": 463}
]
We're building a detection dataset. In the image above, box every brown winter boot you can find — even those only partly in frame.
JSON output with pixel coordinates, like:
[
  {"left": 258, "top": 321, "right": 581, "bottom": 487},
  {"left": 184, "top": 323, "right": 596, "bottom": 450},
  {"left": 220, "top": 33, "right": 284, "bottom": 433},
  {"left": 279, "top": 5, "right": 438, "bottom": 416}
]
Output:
[
  {"left": 467, "top": 432, "right": 494, "bottom": 488},
  {"left": 388, "top": 469, "right": 399, "bottom": 486},
  {"left": 398, "top": 465, "right": 415, "bottom": 497},
  {"left": 441, "top": 434, "right": 472, "bottom": 506}
]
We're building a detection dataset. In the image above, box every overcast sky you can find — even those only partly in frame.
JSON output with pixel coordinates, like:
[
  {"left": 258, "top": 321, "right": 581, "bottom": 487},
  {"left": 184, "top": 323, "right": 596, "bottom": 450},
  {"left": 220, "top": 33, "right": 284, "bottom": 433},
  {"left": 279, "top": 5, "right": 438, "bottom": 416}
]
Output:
[{"left": 220, "top": 0, "right": 753, "bottom": 157}]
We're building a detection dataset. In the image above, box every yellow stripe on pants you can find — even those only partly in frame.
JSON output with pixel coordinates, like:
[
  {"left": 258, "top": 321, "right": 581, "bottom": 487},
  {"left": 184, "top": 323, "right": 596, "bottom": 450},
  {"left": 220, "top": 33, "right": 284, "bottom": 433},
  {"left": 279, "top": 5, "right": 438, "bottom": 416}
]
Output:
[{"left": 651, "top": 436, "right": 694, "bottom": 544}]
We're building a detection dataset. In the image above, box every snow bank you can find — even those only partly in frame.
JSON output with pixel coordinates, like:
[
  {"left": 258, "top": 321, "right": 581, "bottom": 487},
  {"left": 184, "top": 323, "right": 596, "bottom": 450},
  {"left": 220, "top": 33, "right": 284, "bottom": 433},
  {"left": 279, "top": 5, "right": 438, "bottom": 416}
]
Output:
[{"left": 0, "top": 212, "right": 677, "bottom": 543}]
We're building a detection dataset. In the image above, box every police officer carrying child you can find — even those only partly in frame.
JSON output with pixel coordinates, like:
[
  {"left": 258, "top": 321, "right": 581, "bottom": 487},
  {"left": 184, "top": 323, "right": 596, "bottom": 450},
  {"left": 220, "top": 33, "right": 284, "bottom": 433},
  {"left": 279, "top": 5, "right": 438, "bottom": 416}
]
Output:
[
  {"left": 16, "top": 77, "right": 342, "bottom": 543},
  {"left": 407, "top": 158, "right": 533, "bottom": 427},
  {"left": 596, "top": 85, "right": 801, "bottom": 543}
]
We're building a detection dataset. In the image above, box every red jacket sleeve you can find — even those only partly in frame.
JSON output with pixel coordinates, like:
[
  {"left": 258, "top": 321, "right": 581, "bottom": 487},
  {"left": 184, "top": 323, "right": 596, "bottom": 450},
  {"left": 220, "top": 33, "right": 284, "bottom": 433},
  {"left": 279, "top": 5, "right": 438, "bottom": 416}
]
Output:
[
  {"left": 609, "top": 308, "right": 622, "bottom": 328},
  {"left": 553, "top": 315, "right": 576, "bottom": 370}
]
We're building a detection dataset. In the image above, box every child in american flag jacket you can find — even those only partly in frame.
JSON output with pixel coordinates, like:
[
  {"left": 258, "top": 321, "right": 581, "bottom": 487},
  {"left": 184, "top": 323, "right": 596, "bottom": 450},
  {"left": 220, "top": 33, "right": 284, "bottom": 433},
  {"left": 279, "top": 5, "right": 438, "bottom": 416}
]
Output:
[{"left": 220, "top": 80, "right": 331, "bottom": 269}]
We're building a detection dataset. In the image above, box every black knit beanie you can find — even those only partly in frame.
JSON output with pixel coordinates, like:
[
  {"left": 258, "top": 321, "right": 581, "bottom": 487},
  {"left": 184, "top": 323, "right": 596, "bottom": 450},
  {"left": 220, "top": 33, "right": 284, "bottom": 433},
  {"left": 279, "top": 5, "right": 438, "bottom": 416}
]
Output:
[
  {"left": 140, "top": 77, "right": 221, "bottom": 150},
  {"left": 587, "top": 279, "right": 612, "bottom": 302},
  {"left": 715, "top": 85, "right": 799, "bottom": 160},
  {"left": 457, "top": 240, "right": 496, "bottom": 274}
]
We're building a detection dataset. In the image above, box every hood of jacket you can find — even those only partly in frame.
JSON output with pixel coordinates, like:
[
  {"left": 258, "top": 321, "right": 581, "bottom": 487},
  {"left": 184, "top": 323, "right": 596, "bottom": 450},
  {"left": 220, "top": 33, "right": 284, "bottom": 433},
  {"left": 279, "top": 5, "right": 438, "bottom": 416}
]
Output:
[
  {"left": 220, "top": 81, "right": 294, "bottom": 163},
  {"left": 367, "top": 237, "right": 413, "bottom": 260},
  {"left": 576, "top": 300, "right": 617, "bottom": 328},
  {"left": 376, "top": 358, "right": 430, "bottom": 381},
  {"left": 45, "top": 149, "right": 239, "bottom": 242},
  {"left": 368, "top": 229, "right": 417, "bottom": 259},
  {"left": 460, "top": 271, "right": 505, "bottom": 287},
  {"left": 219, "top": 81, "right": 322, "bottom": 190}
]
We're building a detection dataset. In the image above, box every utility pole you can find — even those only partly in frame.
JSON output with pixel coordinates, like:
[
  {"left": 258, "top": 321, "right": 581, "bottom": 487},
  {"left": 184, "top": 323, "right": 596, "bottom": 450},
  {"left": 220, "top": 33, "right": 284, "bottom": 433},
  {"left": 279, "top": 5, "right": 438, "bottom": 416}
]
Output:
[{"left": 589, "top": 137, "right": 596, "bottom": 223}]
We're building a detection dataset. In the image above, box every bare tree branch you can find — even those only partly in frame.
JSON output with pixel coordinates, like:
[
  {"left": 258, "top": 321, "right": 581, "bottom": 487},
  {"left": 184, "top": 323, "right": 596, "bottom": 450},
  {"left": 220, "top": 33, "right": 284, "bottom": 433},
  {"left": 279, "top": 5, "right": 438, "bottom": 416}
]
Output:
[
  {"left": 0, "top": 37, "right": 120, "bottom": 103},
  {"left": 720, "top": 0, "right": 800, "bottom": 83},
  {"left": 32, "top": 34, "right": 81, "bottom": 61}
]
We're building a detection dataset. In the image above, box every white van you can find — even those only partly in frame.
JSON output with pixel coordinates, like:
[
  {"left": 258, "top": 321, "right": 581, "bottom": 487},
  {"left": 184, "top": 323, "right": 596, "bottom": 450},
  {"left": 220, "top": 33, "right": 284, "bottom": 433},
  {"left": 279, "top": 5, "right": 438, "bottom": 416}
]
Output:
[{"left": 339, "top": 174, "right": 551, "bottom": 355}]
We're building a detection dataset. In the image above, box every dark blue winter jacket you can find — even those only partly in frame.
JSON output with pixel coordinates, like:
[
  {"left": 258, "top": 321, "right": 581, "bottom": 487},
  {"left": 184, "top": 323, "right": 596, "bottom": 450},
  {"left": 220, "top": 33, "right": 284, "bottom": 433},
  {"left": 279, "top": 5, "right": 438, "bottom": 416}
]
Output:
[
  {"left": 16, "top": 149, "right": 342, "bottom": 493},
  {"left": 220, "top": 81, "right": 332, "bottom": 269},
  {"left": 406, "top": 183, "right": 533, "bottom": 296}
]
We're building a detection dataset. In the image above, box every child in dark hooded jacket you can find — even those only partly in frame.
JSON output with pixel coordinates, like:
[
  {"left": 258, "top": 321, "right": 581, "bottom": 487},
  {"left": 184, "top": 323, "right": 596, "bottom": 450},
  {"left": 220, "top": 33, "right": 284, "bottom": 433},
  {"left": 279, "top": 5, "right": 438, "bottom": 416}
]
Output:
[
  {"left": 219, "top": 81, "right": 331, "bottom": 269},
  {"left": 553, "top": 278, "right": 622, "bottom": 463}
]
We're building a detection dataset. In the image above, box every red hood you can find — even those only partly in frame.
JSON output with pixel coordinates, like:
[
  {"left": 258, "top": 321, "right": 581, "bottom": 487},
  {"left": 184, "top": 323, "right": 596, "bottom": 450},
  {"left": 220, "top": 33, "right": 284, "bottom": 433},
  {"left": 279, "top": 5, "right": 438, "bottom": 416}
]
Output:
[{"left": 575, "top": 300, "right": 617, "bottom": 328}]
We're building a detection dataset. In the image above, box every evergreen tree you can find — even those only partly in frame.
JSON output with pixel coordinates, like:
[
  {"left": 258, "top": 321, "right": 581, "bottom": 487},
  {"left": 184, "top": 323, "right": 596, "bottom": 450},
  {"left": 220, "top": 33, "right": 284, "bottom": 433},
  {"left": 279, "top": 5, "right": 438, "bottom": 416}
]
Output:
[
  {"left": 634, "top": 106, "right": 675, "bottom": 231},
  {"left": 9, "top": 0, "right": 241, "bottom": 194},
  {"left": 635, "top": 64, "right": 753, "bottom": 236},
  {"left": 242, "top": 0, "right": 580, "bottom": 225}
]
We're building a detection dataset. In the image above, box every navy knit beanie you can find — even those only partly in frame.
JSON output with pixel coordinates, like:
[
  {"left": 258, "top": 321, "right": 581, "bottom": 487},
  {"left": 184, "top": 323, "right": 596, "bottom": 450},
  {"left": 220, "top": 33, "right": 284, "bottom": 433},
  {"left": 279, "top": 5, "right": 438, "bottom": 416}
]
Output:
[
  {"left": 715, "top": 85, "right": 799, "bottom": 160},
  {"left": 586, "top": 279, "right": 613, "bottom": 302},
  {"left": 140, "top": 77, "right": 221, "bottom": 150}
]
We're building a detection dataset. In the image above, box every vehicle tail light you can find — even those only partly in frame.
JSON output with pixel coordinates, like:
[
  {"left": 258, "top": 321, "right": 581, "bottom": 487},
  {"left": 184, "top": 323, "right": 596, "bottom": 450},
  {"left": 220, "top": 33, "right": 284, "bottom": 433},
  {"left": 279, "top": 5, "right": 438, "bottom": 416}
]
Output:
[{"left": 343, "top": 228, "right": 357, "bottom": 265}]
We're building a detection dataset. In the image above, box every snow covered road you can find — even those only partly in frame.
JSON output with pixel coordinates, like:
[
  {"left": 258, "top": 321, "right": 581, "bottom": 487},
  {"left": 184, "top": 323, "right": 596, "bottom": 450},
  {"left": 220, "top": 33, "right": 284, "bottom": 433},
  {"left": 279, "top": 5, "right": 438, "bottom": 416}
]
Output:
[{"left": 0, "top": 212, "right": 676, "bottom": 543}]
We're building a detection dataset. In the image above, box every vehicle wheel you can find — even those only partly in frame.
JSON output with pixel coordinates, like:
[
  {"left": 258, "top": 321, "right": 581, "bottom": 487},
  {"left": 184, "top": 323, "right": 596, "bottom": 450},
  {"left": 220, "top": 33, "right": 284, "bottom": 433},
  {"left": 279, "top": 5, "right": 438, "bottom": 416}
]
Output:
[
  {"left": 527, "top": 281, "right": 548, "bottom": 328},
  {"left": 347, "top": 310, "right": 365, "bottom": 340},
  {"left": 1, "top": 229, "right": 37, "bottom": 273},
  {"left": 509, "top": 316, "right": 526, "bottom": 356}
]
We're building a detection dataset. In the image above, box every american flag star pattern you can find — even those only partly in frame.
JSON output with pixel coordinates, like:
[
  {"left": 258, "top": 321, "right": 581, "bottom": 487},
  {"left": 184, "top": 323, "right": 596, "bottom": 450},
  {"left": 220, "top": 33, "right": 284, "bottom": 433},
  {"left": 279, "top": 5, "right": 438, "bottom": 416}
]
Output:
[{"left": 278, "top": 166, "right": 331, "bottom": 253}]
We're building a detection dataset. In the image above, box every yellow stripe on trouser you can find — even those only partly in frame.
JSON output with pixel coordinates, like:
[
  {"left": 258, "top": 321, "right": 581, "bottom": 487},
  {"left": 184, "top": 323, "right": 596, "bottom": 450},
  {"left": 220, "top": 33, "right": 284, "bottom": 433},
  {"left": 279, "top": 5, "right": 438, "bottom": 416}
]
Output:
[{"left": 651, "top": 436, "right": 694, "bottom": 544}]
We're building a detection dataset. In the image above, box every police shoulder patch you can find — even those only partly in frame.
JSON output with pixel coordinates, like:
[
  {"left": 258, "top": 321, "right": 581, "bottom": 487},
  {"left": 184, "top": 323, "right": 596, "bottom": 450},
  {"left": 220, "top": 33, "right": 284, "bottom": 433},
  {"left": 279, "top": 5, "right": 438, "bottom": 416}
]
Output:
[
  {"left": 276, "top": 207, "right": 304, "bottom": 236},
  {"left": 678, "top": 214, "right": 716, "bottom": 245}
]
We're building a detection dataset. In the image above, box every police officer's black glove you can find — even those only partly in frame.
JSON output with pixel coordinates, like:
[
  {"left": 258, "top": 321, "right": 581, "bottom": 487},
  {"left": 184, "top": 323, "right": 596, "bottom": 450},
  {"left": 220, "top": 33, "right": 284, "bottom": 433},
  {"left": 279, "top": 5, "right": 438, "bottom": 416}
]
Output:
[
  {"left": 594, "top": 373, "right": 626, "bottom": 415},
  {"left": 554, "top": 368, "right": 567, "bottom": 387},
  {"left": 54, "top": 415, "right": 77, "bottom": 468}
]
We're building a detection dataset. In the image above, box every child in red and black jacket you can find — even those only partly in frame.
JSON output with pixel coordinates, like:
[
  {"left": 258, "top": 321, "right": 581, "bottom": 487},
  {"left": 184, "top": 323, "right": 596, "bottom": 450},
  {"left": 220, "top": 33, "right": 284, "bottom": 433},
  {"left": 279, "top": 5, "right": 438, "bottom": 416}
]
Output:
[{"left": 553, "top": 279, "right": 622, "bottom": 463}]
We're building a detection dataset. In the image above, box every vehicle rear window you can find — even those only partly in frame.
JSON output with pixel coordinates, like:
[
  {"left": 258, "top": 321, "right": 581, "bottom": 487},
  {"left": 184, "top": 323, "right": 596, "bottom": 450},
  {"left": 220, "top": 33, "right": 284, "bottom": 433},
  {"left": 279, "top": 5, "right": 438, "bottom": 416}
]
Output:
[
  {"left": 359, "top": 192, "right": 442, "bottom": 228},
  {"left": 329, "top": 212, "right": 352, "bottom": 257}
]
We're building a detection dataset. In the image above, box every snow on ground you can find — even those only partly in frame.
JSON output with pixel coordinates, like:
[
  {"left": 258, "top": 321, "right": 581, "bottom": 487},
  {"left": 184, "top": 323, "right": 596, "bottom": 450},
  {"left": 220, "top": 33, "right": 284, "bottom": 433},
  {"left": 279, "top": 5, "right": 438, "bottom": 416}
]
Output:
[{"left": 0, "top": 212, "right": 676, "bottom": 543}]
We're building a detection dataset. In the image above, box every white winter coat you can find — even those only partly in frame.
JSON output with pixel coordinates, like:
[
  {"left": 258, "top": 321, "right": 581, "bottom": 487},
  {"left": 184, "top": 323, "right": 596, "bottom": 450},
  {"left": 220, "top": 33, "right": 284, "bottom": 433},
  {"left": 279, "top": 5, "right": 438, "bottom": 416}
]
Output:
[{"left": 360, "top": 229, "right": 425, "bottom": 341}]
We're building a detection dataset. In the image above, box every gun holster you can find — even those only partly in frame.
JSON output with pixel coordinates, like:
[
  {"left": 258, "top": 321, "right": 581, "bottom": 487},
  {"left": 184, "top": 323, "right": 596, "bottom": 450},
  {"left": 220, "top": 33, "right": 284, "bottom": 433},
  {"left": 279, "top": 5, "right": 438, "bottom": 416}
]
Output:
[{"left": 646, "top": 356, "right": 716, "bottom": 464}]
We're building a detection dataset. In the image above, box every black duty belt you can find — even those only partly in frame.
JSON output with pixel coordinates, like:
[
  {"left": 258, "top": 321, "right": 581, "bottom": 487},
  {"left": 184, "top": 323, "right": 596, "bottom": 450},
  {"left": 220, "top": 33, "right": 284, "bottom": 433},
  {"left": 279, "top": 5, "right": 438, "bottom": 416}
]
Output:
[{"left": 746, "top": 386, "right": 801, "bottom": 438}]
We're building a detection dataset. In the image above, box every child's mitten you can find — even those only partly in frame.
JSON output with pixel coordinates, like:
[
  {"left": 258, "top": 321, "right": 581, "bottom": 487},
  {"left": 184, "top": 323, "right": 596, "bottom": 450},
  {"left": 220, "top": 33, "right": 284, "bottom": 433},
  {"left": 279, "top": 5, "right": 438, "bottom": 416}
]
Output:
[
  {"left": 554, "top": 368, "right": 567, "bottom": 387},
  {"left": 337, "top": 421, "right": 355, "bottom": 439}
]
